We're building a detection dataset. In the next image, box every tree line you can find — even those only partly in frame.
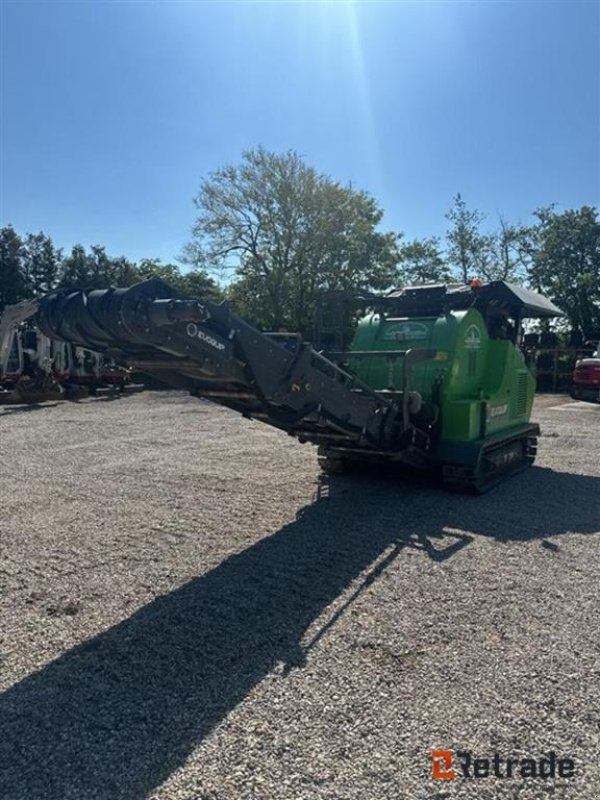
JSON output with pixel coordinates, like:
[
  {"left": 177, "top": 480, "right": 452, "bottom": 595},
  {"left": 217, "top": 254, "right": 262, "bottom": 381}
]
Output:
[
  {"left": 0, "top": 228, "right": 222, "bottom": 311},
  {"left": 2, "top": 147, "right": 599, "bottom": 342}
]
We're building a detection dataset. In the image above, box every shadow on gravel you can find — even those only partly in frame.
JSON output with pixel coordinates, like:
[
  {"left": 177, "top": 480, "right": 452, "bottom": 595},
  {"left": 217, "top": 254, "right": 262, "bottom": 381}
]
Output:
[
  {"left": 339, "top": 463, "right": 600, "bottom": 543},
  {"left": 0, "top": 402, "right": 61, "bottom": 415},
  {"left": 0, "top": 467, "right": 598, "bottom": 800}
]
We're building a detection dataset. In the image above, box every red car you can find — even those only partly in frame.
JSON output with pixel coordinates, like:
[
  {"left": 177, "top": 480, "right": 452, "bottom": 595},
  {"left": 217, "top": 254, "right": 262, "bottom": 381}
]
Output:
[{"left": 571, "top": 346, "right": 600, "bottom": 403}]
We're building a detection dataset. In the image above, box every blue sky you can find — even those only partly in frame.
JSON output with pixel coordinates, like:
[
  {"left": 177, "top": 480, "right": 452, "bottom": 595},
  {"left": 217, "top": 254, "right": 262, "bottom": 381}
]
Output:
[{"left": 1, "top": 0, "right": 598, "bottom": 265}]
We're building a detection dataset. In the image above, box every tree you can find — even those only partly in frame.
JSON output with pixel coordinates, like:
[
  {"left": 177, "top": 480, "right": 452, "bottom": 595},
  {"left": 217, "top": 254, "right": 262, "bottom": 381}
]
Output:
[
  {"left": 0, "top": 225, "right": 27, "bottom": 311},
  {"left": 486, "top": 216, "right": 531, "bottom": 283},
  {"left": 397, "top": 236, "right": 451, "bottom": 285},
  {"left": 22, "top": 232, "right": 62, "bottom": 297},
  {"left": 109, "top": 255, "right": 139, "bottom": 287},
  {"left": 180, "top": 269, "right": 222, "bottom": 303},
  {"left": 58, "top": 245, "right": 137, "bottom": 289},
  {"left": 136, "top": 258, "right": 183, "bottom": 286},
  {"left": 1, "top": 229, "right": 221, "bottom": 313},
  {"left": 187, "top": 147, "right": 400, "bottom": 334},
  {"left": 225, "top": 274, "right": 274, "bottom": 330},
  {"left": 136, "top": 258, "right": 222, "bottom": 303},
  {"left": 528, "top": 206, "right": 600, "bottom": 341},
  {"left": 445, "top": 194, "right": 494, "bottom": 282},
  {"left": 58, "top": 245, "right": 97, "bottom": 289}
]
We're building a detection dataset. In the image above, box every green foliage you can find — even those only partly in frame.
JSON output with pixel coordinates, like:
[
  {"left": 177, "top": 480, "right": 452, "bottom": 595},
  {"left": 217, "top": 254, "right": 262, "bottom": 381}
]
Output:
[
  {"left": 180, "top": 269, "right": 222, "bottom": 303},
  {"left": 486, "top": 216, "right": 531, "bottom": 283},
  {"left": 2, "top": 166, "right": 599, "bottom": 346},
  {"left": 529, "top": 206, "right": 600, "bottom": 341},
  {"left": 58, "top": 245, "right": 138, "bottom": 289},
  {"left": 135, "top": 258, "right": 183, "bottom": 286},
  {"left": 445, "top": 194, "right": 494, "bottom": 282},
  {"left": 397, "top": 236, "right": 452, "bottom": 285},
  {"left": 444, "top": 196, "right": 533, "bottom": 283},
  {"left": 0, "top": 227, "right": 63, "bottom": 307},
  {"left": 0, "top": 225, "right": 27, "bottom": 308},
  {"left": 225, "top": 274, "right": 272, "bottom": 330},
  {"left": 22, "top": 232, "right": 63, "bottom": 296},
  {"left": 136, "top": 258, "right": 223, "bottom": 303},
  {"left": 0, "top": 229, "right": 221, "bottom": 314},
  {"left": 188, "top": 147, "right": 400, "bottom": 334}
]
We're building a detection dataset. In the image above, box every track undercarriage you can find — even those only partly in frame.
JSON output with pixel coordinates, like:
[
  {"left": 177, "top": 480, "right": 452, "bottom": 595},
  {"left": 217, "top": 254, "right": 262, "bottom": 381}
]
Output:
[
  {"left": 318, "top": 424, "right": 539, "bottom": 494},
  {"left": 440, "top": 427, "right": 538, "bottom": 494}
]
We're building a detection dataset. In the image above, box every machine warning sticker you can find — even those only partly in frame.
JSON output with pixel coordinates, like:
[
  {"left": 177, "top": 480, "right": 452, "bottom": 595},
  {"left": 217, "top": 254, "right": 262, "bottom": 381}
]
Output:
[
  {"left": 464, "top": 325, "right": 482, "bottom": 350},
  {"left": 383, "top": 322, "right": 429, "bottom": 342}
]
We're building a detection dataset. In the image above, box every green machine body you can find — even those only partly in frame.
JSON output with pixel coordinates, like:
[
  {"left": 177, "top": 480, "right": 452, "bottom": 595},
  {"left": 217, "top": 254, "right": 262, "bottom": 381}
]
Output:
[{"left": 317, "top": 281, "right": 562, "bottom": 491}]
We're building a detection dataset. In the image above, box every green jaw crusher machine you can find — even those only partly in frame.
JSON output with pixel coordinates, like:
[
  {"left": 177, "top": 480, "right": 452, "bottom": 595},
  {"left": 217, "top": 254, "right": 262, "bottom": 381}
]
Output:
[
  {"left": 326, "top": 281, "right": 562, "bottom": 490},
  {"left": 34, "top": 278, "right": 562, "bottom": 493}
]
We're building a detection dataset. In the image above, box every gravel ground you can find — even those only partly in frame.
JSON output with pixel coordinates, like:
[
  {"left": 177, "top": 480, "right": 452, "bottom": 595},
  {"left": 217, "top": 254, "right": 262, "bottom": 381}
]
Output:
[{"left": 0, "top": 391, "right": 598, "bottom": 800}]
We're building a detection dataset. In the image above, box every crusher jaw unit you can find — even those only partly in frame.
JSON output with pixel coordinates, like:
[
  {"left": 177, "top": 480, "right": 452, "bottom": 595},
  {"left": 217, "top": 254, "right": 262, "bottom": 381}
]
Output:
[{"left": 35, "top": 279, "right": 562, "bottom": 492}]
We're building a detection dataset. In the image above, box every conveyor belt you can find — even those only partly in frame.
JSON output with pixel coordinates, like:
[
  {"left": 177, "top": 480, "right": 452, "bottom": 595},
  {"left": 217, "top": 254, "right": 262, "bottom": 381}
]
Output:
[{"left": 37, "top": 279, "right": 409, "bottom": 453}]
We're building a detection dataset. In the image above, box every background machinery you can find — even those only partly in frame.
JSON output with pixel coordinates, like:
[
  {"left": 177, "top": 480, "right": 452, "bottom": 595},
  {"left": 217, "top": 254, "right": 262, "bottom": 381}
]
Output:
[
  {"left": 0, "top": 301, "right": 63, "bottom": 404},
  {"left": 30, "top": 278, "right": 562, "bottom": 492},
  {"left": 0, "top": 302, "right": 143, "bottom": 403},
  {"left": 52, "top": 341, "right": 144, "bottom": 398},
  {"left": 571, "top": 345, "right": 600, "bottom": 403}
]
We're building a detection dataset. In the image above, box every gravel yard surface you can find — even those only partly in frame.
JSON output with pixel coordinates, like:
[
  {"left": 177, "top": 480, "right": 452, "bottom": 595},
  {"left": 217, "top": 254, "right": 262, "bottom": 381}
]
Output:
[{"left": 0, "top": 391, "right": 598, "bottom": 800}]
